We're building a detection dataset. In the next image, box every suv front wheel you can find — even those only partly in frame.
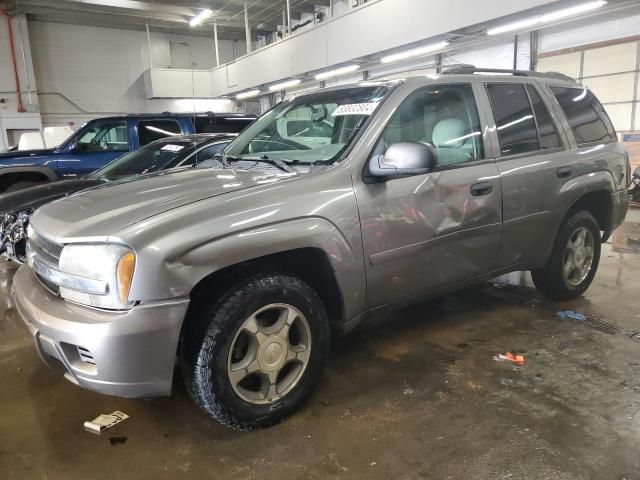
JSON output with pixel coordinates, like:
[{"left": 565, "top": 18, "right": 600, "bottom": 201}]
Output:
[
  {"left": 531, "top": 210, "right": 601, "bottom": 300},
  {"left": 181, "top": 273, "right": 330, "bottom": 430}
]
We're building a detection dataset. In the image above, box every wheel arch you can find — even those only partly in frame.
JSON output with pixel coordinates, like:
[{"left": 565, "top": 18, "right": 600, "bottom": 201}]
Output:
[
  {"left": 566, "top": 170, "right": 617, "bottom": 242},
  {"left": 0, "top": 166, "right": 57, "bottom": 193},
  {"left": 166, "top": 217, "right": 365, "bottom": 344}
]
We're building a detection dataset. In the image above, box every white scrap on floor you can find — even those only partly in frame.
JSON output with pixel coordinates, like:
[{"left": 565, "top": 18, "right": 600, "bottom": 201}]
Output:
[{"left": 83, "top": 411, "right": 129, "bottom": 435}]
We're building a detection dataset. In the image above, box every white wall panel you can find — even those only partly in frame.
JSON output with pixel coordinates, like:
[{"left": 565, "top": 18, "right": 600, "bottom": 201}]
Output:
[
  {"left": 537, "top": 52, "right": 581, "bottom": 79},
  {"left": 583, "top": 43, "right": 636, "bottom": 77},
  {"left": 602, "top": 103, "right": 633, "bottom": 132},
  {"left": 583, "top": 73, "right": 635, "bottom": 103},
  {"left": 28, "top": 21, "right": 244, "bottom": 124}
]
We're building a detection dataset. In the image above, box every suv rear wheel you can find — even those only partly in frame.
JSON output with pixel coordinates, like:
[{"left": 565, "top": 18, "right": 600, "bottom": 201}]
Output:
[
  {"left": 531, "top": 210, "right": 601, "bottom": 300},
  {"left": 181, "top": 273, "right": 330, "bottom": 430}
]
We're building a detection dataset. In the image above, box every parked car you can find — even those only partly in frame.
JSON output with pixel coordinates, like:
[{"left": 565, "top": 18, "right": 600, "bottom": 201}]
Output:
[
  {"left": 0, "top": 112, "right": 255, "bottom": 193},
  {"left": 14, "top": 69, "right": 629, "bottom": 430},
  {"left": 0, "top": 134, "right": 234, "bottom": 264}
]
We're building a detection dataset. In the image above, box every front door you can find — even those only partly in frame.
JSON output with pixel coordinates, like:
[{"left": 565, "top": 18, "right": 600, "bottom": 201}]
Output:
[
  {"left": 58, "top": 119, "right": 130, "bottom": 177},
  {"left": 353, "top": 82, "right": 503, "bottom": 308}
]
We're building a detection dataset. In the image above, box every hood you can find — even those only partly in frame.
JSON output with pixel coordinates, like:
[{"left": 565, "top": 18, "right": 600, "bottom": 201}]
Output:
[
  {"left": 0, "top": 179, "right": 100, "bottom": 213},
  {"left": 0, "top": 148, "right": 56, "bottom": 161},
  {"left": 31, "top": 167, "right": 298, "bottom": 241}
]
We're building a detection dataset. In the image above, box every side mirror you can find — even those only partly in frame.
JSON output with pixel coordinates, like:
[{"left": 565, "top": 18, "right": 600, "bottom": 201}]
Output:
[
  {"left": 68, "top": 140, "right": 79, "bottom": 153},
  {"left": 368, "top": 142, "right": 436, "bottom": 178}
]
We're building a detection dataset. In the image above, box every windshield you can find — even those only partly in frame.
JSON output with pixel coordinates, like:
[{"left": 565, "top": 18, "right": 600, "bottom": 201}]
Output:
[
  {"left": 224, "top": 85, "right": 389, "bottom": 164},
  {"left": 89, "top": 138, "right": 198, "bottom": 180}
]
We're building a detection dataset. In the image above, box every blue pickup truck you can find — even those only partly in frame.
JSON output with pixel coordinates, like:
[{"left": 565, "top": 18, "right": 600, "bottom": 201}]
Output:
[{"left": 0, "top": 112, "right": 256, "bottom": 192}]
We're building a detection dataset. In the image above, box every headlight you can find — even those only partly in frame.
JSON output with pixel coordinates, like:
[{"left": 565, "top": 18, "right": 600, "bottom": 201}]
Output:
[
  {"left": 27, "top": 223, "right": 35, "bottom": 239},
  {"left": 58, "top": 244, "right": 136, "bottom": 309}
]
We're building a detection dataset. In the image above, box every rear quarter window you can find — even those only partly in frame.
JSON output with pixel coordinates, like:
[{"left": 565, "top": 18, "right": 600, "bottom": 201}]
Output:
[
  {"left": 194, "top": 117, "right": 254, "bottom": 134},
  {"left": 550, "top": 86, "right": 616, "bottom": 145}
]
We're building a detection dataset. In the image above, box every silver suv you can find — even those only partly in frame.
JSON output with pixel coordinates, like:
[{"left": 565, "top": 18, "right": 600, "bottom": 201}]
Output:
[{"left": 14, "top": 67, "right": 630, "bottom": 430}]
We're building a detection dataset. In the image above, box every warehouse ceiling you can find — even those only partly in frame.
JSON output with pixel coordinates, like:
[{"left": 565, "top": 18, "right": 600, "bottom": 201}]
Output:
[{"left": 6, "top": 0, "right": 330, "bottom": 39}]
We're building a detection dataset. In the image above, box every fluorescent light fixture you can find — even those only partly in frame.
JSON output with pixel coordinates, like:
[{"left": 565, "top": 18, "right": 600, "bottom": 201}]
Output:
[
  {"left": 236, "top": 89, "right": 261, "bottom": 100},
  {"left": 314, "top": 64, "right": 360, "bottom": 80},
  {"left": 487, "top": 1, "right": 606, "bottom": 35},
  {"left": 189, "top": 9, "right": 213, "bottom": 27},
  {"left": 380, "top": 41, "right": 449, "bottom": 64},
  {"left": 487, "top": 17, "right": 540, "bottom": 35},
  {"left": 540, "top": 1, "right": 607, "bottom": 22},
  {"left": 268, "top": 79, "right": 302, "bottom": 91}
]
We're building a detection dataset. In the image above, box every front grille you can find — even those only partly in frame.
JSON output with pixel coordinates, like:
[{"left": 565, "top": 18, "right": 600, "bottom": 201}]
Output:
[
  {"left": 30, "top": 230, "right": 63, "bottom": 266},
  {"left": 34, "top": 272, "right": 60, "bottom": 296}
]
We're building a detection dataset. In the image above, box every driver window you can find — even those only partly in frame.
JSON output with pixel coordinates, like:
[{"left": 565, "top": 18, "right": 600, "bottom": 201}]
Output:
[
  {"left": 76, "top": 120, "right": 128, "bottom": 152},
  {"left": 378, "top": 84, "right": 484, "bottom": 166}
]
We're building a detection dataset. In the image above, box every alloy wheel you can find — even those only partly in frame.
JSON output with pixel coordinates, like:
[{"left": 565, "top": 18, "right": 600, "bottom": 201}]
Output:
[
  {"left": 562, "top": 226, "right": 595, "bottom": 287},
  {"left": 227, "top": 303, "right": 312, "bottom": 405}
]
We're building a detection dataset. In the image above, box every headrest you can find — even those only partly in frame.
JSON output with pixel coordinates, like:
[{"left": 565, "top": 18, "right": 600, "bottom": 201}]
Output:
[{"left": 432, "top": 118, "right": 468, "bottom": 148}]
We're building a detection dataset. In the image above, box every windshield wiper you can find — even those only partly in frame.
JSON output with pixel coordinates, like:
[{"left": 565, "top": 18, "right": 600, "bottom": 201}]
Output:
[{"left": 234, "top": 155, "right": 297, "bottom": 173}]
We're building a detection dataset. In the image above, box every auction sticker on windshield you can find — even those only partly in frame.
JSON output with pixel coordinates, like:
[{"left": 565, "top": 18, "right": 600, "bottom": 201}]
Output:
[
  {"left": 160, "top": 144, "right": 185, "bottom": 152},
  {"left": 332, "top": 102, "right": 380, "bottom": 116}
]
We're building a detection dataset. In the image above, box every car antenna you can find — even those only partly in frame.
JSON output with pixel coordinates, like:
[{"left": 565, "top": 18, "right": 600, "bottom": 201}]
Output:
[{"left": 189, "top": 44, "right": 198, "bottom": 167}]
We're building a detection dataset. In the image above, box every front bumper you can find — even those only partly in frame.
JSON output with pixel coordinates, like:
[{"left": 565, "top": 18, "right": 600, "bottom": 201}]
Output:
[{"left": 13, "top": 265, "right": 190, "bottom": 398}]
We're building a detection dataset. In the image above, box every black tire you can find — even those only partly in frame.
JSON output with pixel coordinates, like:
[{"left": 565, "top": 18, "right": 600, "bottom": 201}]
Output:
[
  {"left": 531, "top": 210, "right": 601, "bottom": 300},
  {"left": 181, "top": 273, "right": 330, "bottom": 430}
]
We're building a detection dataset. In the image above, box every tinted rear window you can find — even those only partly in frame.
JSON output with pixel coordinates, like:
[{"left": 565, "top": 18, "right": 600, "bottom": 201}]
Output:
[
  {"left": 138, "top": 120, "right": 182, "bottom": 146},
  {"left": 194, "top": 116, "right": 254, "bottom": 134},
  {"left": 550, "top": 87, "right": 616, "bottom": 145},
  {"left": 486, "top": 83, "right": 539, "bottom": 156},
  {"left": 526, "top": 85, "right": 561, "bottom": 150}
]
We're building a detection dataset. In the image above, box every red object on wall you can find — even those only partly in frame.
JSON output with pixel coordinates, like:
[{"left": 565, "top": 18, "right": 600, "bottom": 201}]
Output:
[{"left": 2, "top": 10, "right": 24, "bottom": 113}]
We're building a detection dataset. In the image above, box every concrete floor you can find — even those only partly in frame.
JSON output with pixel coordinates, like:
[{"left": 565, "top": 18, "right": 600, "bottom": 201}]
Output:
[{"left": 1, "top": 210, "right": 640, "bottom": 480}]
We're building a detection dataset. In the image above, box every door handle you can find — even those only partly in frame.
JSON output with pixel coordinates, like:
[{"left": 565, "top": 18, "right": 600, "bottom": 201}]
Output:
[
  {"left": 470, "top": 182, "right": 493, "bottom": 197},
  {"left": 557, "top": 166, "right": 573, "bottom": 179}
]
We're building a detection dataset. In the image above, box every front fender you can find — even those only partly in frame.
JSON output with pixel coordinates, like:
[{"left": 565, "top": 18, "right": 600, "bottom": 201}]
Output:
[{"left": 133, "top": 218, "right": 366, "bottom": 322}]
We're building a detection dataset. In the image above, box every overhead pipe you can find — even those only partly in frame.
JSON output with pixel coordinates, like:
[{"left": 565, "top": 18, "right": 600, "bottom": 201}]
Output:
[{"left": 1, "top": 10, "right": 24, "bottom": 112}]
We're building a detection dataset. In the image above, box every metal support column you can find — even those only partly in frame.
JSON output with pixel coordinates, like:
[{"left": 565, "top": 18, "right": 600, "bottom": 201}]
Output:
[
  {"left": 145, "top": 21, "right": 153, "bottom": 69},
  {"left": 529, "top": 30, "right": 539, "bottom": 72},
  {"left": 244, "top": 3, "right": 252, "bottom": 53},
  {"left": 286, "top": 0, "right": 291, "bottom": 36},
  {"left": 213, "top": 23, "right": 220, "bottom": 67}
]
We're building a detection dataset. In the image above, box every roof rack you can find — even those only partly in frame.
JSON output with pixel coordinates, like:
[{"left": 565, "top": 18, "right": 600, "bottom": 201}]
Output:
[{"left": 441, "top": 64, "right": 574, "bottom": 81}]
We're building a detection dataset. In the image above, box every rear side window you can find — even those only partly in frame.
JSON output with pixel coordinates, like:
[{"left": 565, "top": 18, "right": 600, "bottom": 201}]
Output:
[
  {"left": 194, "top": 116, "right": 254, "bottom": 134},
  {"left": 138, "top": 120, "right": 182, "bottom": 146},
  {"left": 550, "top": 87, "right": 616, "bottom": 145},
  {"left": 526, "top": 85, "right": 561, "bottom": 150},
  {"left": 486, "top": 84, "right": 539, "bottom": 156}
]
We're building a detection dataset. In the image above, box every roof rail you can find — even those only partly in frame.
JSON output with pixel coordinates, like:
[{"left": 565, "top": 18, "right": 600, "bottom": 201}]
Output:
[{"left": 441, "top": 64, "right": 574, "bottom": 81}]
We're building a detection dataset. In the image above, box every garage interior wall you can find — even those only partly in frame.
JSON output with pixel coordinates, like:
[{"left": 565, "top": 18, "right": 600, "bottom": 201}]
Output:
[
  {"left": 0, "top": 13, "right": 42, "bottom": 149},
  {"left": 3, "top": 2, "right": 640, "bottom": 144},
  {"left": 27, "top": 21, "right": 248, "bottom": 128}
]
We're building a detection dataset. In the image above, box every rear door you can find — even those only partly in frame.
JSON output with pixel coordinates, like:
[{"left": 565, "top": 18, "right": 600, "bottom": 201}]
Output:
[
  {"left": 482, "top": 80, "right": 578, "bottom": 267},
  {"left": 353, "top": 81, "right": 503, "bottom": 308}
]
